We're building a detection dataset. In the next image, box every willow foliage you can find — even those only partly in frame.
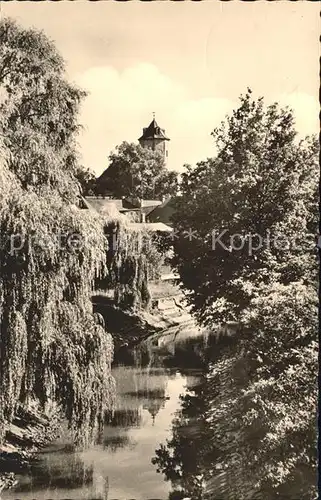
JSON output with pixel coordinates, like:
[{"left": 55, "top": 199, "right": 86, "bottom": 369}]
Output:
[
  {"left": 0, "top": 18, "right": 115, "bottom": 446},
  {"left": 102, "top": 221, "right": 164, "bottom": 310}
]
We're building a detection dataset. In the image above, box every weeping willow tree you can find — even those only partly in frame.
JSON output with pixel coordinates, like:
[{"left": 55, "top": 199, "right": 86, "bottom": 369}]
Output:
[
  {"left": 0, "top": 18, "right": 115, "bottom": 446},
  {"left": 96, "top": 209, "right": 163, "bottom": 310},
  {"left": 112, "top": 223, "right": 161, "bottom": 309}
]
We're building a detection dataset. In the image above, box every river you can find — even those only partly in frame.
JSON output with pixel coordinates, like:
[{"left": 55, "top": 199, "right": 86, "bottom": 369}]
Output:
[{"left": 2, "top": 334, "right": 206, "bottom": 500}]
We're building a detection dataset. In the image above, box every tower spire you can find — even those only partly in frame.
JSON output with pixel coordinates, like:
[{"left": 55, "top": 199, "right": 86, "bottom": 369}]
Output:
[{"left": 138, "top": 115, "right": 170, "bottom": 163}]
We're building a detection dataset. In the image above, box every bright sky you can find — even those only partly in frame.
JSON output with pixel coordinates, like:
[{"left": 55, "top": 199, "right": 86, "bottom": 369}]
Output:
[{"left": 3, "top": 1, "right": 319, "bottom": 175}]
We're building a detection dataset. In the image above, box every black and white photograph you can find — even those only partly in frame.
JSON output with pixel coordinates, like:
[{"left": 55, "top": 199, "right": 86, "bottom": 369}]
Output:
[{"left": 0, "top": 2, "right": 319, "bottom": 500}]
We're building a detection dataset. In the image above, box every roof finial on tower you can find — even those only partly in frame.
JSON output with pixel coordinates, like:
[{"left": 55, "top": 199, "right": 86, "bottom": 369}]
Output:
[{"left": 152, "top": 112, "right": 155, "bottom": 120}]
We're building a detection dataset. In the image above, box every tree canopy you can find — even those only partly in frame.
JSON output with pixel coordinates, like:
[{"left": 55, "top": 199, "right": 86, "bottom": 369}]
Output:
[
  {"left": 75, "top": 166, "right": 97, "bottom": 196},
  {"left": 173, "top": 89, "right": 318, "bottom": 326},
  {"left": 96, "top": 141, "right": 178, "bottom": 199},
  {"left": 0, "top": 18, "right": 115, "bottom": 446},
  {"left": 171, "top": 90, "right": 318, "bottom": 498}
]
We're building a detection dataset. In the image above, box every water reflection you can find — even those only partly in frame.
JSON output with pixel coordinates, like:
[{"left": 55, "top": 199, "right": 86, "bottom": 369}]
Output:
[
  {"left": 152, "top": 375, "right": 207, "bottom": 500},
  {"left": 110, "top": 362, "right": 170, "bottom": 428},
  {"left": 3, "top": 335, "right": 205, "bottom": 500},
  {"left": 101, "top": 432, "right": 132, "bottom": 453},
  {"left": 6, "top": 446, "right": 110, "bottom": 500},
  {"left": 15, "top": 449, "right": 94, "bottom": 491},
  {"left": 106, "top": 407, "right": 142, "bottom": 428}
]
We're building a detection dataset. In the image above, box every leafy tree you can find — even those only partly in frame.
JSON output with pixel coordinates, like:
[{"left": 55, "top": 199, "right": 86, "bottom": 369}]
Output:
[
  {"left": 203, "top": 282, "right": 317, "bottom": 500},
  {"left": 152, "top": 284, "right": 317, "bottom": 499},
  {"left": 173, "top": 89, "right": 318, "bottom": 326},
  {"left": 94, "top": 219, "right": 167, "bottom": 310},
  {"left": 154, "top": 170, "right": 178, "bottom": 200},
  {"left": 75, "top": 166, "right": 97, "bottom": 196},
  {"left": 96, "top": 141, "right": 178, "bottom": 199},
  {"left": 172, "top": 90, "right": 318, "bottom": 498},
  {"left": 0, "top": 18, "right": 115, "bottom": 446}
]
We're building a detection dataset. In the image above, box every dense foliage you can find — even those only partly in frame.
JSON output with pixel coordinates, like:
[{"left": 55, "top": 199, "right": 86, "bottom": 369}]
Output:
[
  {"left": 203, "top": 282, "right": 317, "bottom": 499},
  {"left": 153, "top": 284, "right": 317, "bottom": 499},
  {"left": 0, "top": 18, "right": 115, "bottom": 446},
  {"left": 171, "top": 90, "right": 318, "bottom": 498},
  {"left": 96, "top": 141, "right": 178, "bottom": 199},
  {"left": 173, "top": 89, "right": 318, "bottom": 325},
  {"left": 96, "top": 219, "right": 165, "bottom": 310},
  {"left": 75, "top": 166, "right": 97, "bottom": 196}
]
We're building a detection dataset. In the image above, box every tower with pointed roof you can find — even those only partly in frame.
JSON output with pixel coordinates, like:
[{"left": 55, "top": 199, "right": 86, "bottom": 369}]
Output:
[{"left": 138, "top": 114, "right": 170, "bottom": 164}]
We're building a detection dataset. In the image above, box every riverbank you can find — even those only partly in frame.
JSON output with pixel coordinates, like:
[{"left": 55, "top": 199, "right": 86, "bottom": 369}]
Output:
[
  {"left": 92, "top": 286, "right": 203, "bottom": 354},
  {"left": 0, "top": 403, "right": 61, "bottom": 494},
  {"left": 1, "top": 284, "right": 202, "bottom": 495}
]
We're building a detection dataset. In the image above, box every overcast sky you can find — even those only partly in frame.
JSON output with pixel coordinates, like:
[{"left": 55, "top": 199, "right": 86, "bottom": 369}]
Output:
[{"left": 3, "top": 1, "right": 319, "bottom": 175}]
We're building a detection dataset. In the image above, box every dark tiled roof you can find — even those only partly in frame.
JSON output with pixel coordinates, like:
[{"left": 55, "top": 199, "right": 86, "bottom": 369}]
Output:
[
  {"left": 138, "top": 119, "right": 170, "bottom": 142},
  {"left": 147, "top": 197, "right": 175, "bottom": 225},
  {"left": 121, "top": 198, "right": 137, "bottom": 209},
  {"left": 141, "top": 205, "right": 160, "bottom": 216}
]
